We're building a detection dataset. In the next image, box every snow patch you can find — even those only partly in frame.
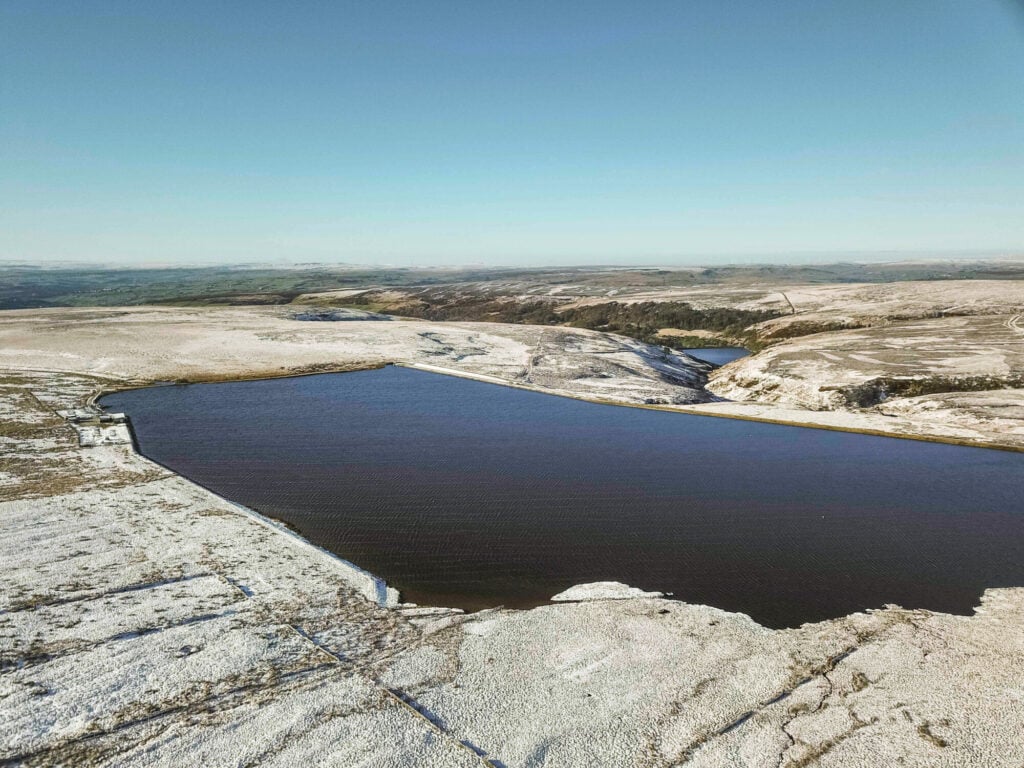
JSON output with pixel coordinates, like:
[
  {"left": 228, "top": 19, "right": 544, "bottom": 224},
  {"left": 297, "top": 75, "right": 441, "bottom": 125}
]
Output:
[{"left": 550, "top": 581, "right": 665, "bottom": 602}]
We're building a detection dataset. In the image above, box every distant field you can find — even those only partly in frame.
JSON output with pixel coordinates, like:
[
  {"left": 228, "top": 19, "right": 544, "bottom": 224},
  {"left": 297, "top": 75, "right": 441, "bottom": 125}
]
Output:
[
  {"left": 4, "top": 261, "right": 1024, "bottom": 311},
  {"left": 3, "top": 261, "right": 1023, "bottom": 351}
]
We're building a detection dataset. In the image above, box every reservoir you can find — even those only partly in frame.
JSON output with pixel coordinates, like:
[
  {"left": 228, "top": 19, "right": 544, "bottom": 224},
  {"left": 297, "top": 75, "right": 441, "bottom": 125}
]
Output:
[
  {"left": 100, "top": 366, "right": 1024, "bottom": 628},
  {"left": 680, "top": 347, "right": 750, "bottom": 366}
]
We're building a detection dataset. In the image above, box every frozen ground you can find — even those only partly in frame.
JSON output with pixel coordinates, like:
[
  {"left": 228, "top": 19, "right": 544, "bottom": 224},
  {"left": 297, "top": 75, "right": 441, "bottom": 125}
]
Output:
[
  {"left": 0, "top": 306, "right": 713, "bottom": 406},
  {"left": 706, "top": 314, "right": 1024, "bottom": 412},
  {"left": 1, "top": 301, "right": 1022, "bottom": 449},
  {"left": 2, "top": 366, "right": 1024, "bottom": 767},
  {"left": 286, "top": 276, "right": 1024, "bottom": 449},
  {"left": 701, "top": 287, "right": 1024, "bottom": 449},
  {"left": 2, "top": 303, "right": 1024, "bottom": 766}
]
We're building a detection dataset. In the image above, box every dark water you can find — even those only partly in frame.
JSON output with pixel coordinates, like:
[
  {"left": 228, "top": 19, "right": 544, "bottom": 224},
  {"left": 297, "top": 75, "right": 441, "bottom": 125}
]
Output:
[
  {"left": 101, "top": 366, "right": 1024, "bottom": 628},
  {"left": 681, "top": 347, "right": 750, "bottom": 366}
]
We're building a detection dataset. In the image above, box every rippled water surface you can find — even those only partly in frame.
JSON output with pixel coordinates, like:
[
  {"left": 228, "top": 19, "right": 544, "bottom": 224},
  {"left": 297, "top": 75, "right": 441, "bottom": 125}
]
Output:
[{"left": 101, "top": 366, "right": 1024, "bottom": 627}]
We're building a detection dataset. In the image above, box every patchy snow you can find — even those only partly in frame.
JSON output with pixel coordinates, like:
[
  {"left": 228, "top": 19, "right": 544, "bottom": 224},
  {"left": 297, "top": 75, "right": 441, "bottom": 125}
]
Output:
[
  {"left": 2, "top": 303, "right": 1024, "bottom": 766},
  {"left": 706, "top": 314, "right": 1024, "bottom": 449},
  {"left": 75, "top": 423, "right": 132, "bottom": 447},
  {"left": 550, "top": 582, "right": 665, "bottom": 602},
  {"left": 0, "top": 306, "right": 715, "bottom": 407}
]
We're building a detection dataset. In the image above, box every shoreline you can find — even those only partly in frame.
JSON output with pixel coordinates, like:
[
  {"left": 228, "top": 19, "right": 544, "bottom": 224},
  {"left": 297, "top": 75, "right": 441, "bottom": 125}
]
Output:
[
  {"left": 88, "top": 381, "right": 401, "bottom": 608},
  {"left": 5, "top": 303, "right": 1021, "bottom": 454},
  {"left": 86, "top": 361, "right": 1024, "bottom": 630},
  {"left": 9, "top": 360, "right": 1024, "bottom": 765},
  {"left": 97, "top": 359, "right": 1024, "bottom": 454},
  {"left": 396, "top": 362, "right": 1024, "bottom": 454}
]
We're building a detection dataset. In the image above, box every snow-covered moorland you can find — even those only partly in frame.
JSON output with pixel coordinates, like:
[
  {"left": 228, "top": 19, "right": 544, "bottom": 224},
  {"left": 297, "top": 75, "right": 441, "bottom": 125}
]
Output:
[{"left": 2, "top": 305, "right": 1024, "bottom": 766}]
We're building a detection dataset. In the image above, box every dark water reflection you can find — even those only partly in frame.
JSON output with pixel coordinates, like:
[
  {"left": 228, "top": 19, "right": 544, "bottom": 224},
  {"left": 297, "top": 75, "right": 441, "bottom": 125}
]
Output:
[
  {"left": 680, "top": 347, "right": 749, "bottom": 365},
  {"left": 101, "top": 366, "right": 1024, "bottom": 628}
]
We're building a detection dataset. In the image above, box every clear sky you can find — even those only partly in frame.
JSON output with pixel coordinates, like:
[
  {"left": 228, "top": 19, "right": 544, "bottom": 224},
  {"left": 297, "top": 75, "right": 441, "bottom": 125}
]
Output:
[{"left": 2, "top": 1, "right": 1023, "bottom": 266}]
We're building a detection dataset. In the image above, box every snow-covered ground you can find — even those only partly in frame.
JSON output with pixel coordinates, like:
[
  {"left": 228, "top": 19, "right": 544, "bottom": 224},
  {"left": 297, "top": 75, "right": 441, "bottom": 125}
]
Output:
[
  {"left": 3, "top": 306, "right": 1024, "bottom": 766},
  {"left": 0, "top": 305, "right": 714, "bottom": 406},
  {"left": 703, "top": 314, "right": 1024, "bottom": 449},
  {"left": 562, "top": 278, "right": 1024, "bottom": 318},
  {"left": 1, "top": 302, "right": 1022, "bottom": 449}
]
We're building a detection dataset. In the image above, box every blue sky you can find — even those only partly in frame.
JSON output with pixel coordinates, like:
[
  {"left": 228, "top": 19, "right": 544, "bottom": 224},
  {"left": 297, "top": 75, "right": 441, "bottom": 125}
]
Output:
[{"left": 2, "top": 1, "right": 1023, "bottom": 266}]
